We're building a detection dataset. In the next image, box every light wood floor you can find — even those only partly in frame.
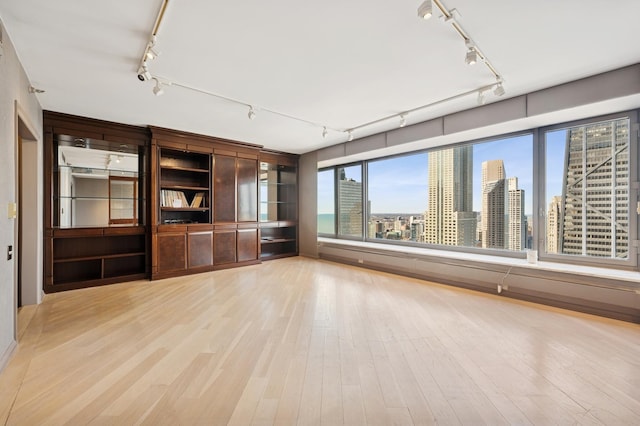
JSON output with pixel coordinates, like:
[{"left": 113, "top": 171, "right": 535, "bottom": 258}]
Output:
[{"left": 1, "top": 257, "right": 639, "bottom": 425}]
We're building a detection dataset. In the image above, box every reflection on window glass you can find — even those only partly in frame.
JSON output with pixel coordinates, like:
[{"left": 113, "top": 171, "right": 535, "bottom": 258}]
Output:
[
  {"left": 317, "top": 169, "right": 335, "bottom": 234},
  {"left": 365, "top": 135, "right": 533, "bottom": 251},
  {"left": 545, "top": 118, "right": 629, "bottom": 259},
  {"left": 337, "top": 165, "right": 362, "bottom": 237}
]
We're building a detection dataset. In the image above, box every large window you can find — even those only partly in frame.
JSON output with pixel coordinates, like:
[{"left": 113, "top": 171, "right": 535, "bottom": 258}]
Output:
[
  {"left": 365, "top": 135, "right": 533, "bottom": 252},
  {"left": 544, "top": 117, "right": 632, "bottom": 261},
  {"left": 318, "top": 111, "right": 638, "bottom": 269}
]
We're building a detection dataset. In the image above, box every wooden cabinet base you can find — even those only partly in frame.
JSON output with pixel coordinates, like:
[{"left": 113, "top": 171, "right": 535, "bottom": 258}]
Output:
[{"left": 151, "top": 259, "right": 262, "bottom": 280}]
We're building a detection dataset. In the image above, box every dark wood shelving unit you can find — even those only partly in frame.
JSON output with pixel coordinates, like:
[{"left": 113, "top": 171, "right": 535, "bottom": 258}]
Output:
[
  {"left": 44, "top": 113, "right": 299, "bottom": 291},
  {"left": 259, "top": 152, "right": 299, "bottom": 260},
  {"left": 159, "top": 147, "right": 211, "bottom": 225},
  {"left": 150, "top": 127, "right": 272, "bottom": 280},
  {"left": 44, "top": 111, "right": 150, "bottom": 293}
]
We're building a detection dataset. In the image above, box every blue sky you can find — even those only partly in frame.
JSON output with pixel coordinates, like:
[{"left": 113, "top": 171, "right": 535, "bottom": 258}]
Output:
[{"left": 318, "top": 131, "right": 568, "bottom": 216}]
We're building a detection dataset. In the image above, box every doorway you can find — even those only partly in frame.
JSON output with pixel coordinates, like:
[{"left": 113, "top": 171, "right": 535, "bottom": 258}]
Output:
[{"left": 15, "top": 111, "right": 41, "bottom": 339}]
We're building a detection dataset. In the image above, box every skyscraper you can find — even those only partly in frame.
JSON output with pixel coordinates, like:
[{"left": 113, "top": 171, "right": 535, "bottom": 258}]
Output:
[
  {"left": 338, "top": 168, "right": 362, "bottom": 236},
  {"left": 481, "top": 160, "right": 505, "bottom": 249},
  {"left": 560, "top": 119, "right": 629, "bottom": 258},
  {"left": 424, "top": 146, "right": 476, "bottom": 246},
  {"left": 547, "top": 195, "right": 562, "bottom": 254},
  {"left": 506, "top": 177, "right": 525, "bottom": 251}
]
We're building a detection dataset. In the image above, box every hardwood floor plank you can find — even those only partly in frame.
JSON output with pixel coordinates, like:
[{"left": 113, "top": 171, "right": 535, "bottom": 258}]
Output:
[{"left": 0, "top": 257, "right": 638, "bottom": 425}]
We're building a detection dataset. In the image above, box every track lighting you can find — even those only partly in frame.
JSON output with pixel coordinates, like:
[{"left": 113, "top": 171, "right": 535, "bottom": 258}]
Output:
[
  {"left": 248, "top": 106, "right": 256, "bottom": 120},
  {"left": 464, "top": 39, "right": 479, "bottom": 66},
  {"left": 347, "top": 130, "right": 354, "bottom": 141},
  {"left": 137, "top": 64, "right": 152, "bottom": 82},
  {"left": 493, "top": 82, "right": 505, "bottom": 97},
  {"left": 322, "top": 127, "right": 328, "bottom": 138},
  {"left": 399, "top": 114, "right": 407, "bottom": 128},
  {"left": 477, "top": 90, "right": 486, "bottom": 105},
  {"left": 145, "top": 47, "right": 159, "bottom": 61},
  {"left": 465, "top": 48, "right": 478, "bottom": 65},
  {"left": 152, "top": 78, "right": 164, "bottom": 96},
  {"left": 28, "top": 85, "right": 45, "bottom": 94},
  {"left": 417, "top": 0, "right": 433, "bottom": 20}
]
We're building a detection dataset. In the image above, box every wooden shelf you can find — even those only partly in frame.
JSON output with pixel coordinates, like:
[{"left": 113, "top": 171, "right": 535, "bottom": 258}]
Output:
[
  {"left": 160, "top": 185, "right": 209, "bottom": 191},
  {"left": 161, "top": 207, "right": 210, "bottom": 211},
  {"left": 261, "top": 238, "right": 296, "bottom": 244},
  {"left": 160, "top": 165, "right": 209, "bottom": 173},
  {"left": 54, "top": 252, "right": 145, "bottom": 263}
]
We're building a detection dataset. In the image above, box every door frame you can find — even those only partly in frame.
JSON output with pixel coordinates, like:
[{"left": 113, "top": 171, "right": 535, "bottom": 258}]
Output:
[{"left": 14, "top": 101, "right": 42, "bottom": 339}]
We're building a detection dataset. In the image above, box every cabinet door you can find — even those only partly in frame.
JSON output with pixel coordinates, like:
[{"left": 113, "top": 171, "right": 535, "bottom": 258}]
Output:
[
  {"left": 188, "top": 231, "right": 213, "bottom": 268},
  {"left": 213, "top": 229, "right": 236, "bottom": 264},
  {"left": 157, "top": 233, "right": 187, "bottom": 272},
  {"left": 237, "top": 228, "right": 258, "bottom": 262},
  {"left": 237, "top": 157, "right": 258, "bottom": 222},
  {"left": 214, "top": 155, "right": 236, "bottom": 223}
]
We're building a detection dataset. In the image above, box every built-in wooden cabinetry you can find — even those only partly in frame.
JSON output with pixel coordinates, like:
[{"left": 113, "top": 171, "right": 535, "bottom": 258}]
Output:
[
  {"left": 150, "top": 127, "right": 272, "bottom": 280},
  {"left": 44, "top": 113, "right": 298, "bottom": 291},
  {"left": 44, "top": 112, "right": 150, "bottom": 293}
]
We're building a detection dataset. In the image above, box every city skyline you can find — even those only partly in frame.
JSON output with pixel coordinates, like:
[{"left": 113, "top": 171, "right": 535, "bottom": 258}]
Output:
[{"left": 319, "top": 134, "right": 536, "bottom": 216}]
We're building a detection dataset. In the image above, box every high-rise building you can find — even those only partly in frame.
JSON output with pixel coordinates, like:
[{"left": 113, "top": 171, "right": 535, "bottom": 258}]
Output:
[
  {"left": 481, "top": 160, "right": 505, "bottom": 249},
  {"left": 560, "top": 119, "right": 629, "bottom": 258},
  {"left": 547, "top": 195, "right": 562, "bottom": 254},
  {"left": 424, "top": 146, "right": 476, "bottom": 246},
  {"left": 338, "top": 169, "right": 362, "bottom": 236},
  {"left": 506, "top": 177, "right": 525, "bottom": 251}
]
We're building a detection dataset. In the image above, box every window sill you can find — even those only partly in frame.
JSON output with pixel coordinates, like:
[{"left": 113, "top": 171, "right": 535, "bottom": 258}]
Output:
[{"left": 318, "top": 237, "right": 640, "bottom": 286}]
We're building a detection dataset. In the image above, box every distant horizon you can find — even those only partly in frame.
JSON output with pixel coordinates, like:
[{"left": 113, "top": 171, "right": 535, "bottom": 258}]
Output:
[{"left": 319, "top": 131, "right": 569, "bottom": 218}]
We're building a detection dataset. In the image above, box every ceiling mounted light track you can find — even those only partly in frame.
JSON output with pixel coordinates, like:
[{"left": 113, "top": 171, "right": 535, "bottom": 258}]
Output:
[
  {"left": 136, "top": 0, "right": 507, "bottom": 143},
  {"left": 419, "top": 1, "right": 504, "bottom": 92}
]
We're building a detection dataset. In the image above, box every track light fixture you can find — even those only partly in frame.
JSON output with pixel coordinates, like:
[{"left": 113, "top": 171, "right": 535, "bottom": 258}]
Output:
[
  {"left": 152, "top": 78, "right": 164, "bottom": 96},
  {"left": 493, "top": 82, "right": 505, "bottom": 97},
  {"left": 145, "top": 47, "right": 159, "bottom": 61},
  {"left": 248, "top": 106, "right": 256, "bottom": 120},
  {"left": 347, "top": 130, "right": 354, "bottom": 141},
  {"left": 322, "top": 127, "right": 328, "bottom": 139},
  {"left": 465, "top": 48, "right": 478, "bottom": 65},
  {"left": 477, "top": 90, "right": 486, "bottom": 105},
  {"left": 137, "top": 64, "right": 152, "bottom": 82},
  {"left": 464, "top": 39, "right": 478, "bottom": 65},
  {"left": 399, "top": 114, "right": 407, "bottom": 128},
  {"left": 28, "top": 85, "right": 45, "bottom": 94},
  {"left": 417, "top": 0, "right": 433, "bottom": 20}
]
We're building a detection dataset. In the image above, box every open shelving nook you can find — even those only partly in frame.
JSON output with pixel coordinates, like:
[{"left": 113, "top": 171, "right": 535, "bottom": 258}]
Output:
[
  {"left": 44, "top": 111, "right": 151, "bottom": 293},
  {"left": 259, "top": 153, "right": 299, "bottom": 260},
  {"left": 159, "top": 148, "right": 211, "bottom": 225}
]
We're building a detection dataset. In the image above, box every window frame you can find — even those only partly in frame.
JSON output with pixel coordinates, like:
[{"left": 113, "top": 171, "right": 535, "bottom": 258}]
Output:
[
  {"left": 317, "top": 166, "right": 337, "bottom": 237},
  {"left": 317, "top": 110, "right": 639, "bottom": 272},
  {"left": 538, "top": 110, "right": 639, "bottom": 270}
]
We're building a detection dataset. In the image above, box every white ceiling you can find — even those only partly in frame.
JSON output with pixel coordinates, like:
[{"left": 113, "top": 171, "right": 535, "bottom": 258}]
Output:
[{"left": 1, "top": 0, "right": 640, "bottom": 154}]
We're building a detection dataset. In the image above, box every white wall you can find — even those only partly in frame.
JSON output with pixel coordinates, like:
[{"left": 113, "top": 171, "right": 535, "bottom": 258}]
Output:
[{"left": 0, "top": 18, "right": 43, "bottom": 369}]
